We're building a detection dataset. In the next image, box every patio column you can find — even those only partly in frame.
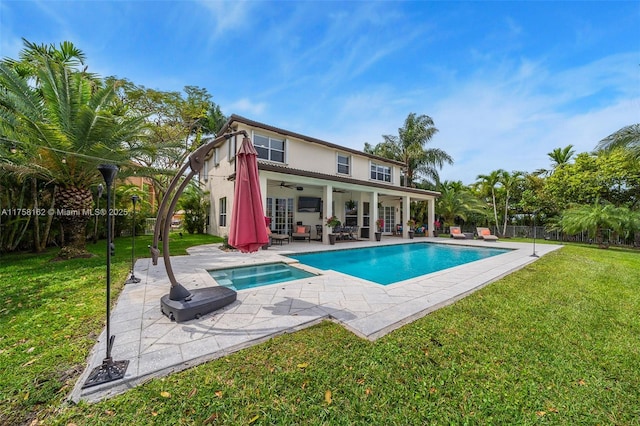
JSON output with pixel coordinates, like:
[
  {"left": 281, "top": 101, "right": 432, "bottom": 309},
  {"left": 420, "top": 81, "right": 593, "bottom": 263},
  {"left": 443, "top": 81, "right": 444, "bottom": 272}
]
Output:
[
  {"left": 403, "top": 195, "right": 411, "bottom": 238},
  {"left": 259, "top": 175, "right": 268, "bottom": 218},
  {"left": 323, "top": 184, "right": 333, "bottom": 245},
  {"left": 428, "top": 197, "right": 435, "bottom": 237},
  {"left": 371, "top": 191, "right": 378, "bottom": 241}
]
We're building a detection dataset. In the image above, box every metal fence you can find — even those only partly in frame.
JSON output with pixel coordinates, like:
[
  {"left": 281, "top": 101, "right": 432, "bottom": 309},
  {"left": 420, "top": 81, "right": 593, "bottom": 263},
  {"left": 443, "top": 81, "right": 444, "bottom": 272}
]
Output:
[{"left": 493, "top": 225, "right": 636, "bottom": 246}]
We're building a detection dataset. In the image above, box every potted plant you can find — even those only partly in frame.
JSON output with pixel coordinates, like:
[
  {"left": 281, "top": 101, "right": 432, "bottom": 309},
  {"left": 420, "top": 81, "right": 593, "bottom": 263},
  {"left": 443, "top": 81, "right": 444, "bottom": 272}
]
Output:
[
  {"left": 406, "top": 219, "right": 416, "bottom": 239},
  {"left": 326, "top": 216, "right": 341, "bottom": 245},
  {"left": 375, "top": 218, "right": 384, "bottom": 241}
]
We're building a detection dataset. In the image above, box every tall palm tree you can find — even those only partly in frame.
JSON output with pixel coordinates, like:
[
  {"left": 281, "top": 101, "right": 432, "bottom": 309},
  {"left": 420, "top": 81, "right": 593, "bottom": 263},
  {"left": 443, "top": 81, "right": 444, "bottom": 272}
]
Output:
[
  {"left": 499, "top": 170, "right": 524, "bottom": 236},
  {"left": 548, "top": 145, "right": 575, "bottom": 168},
  {"left": 0, "top": 40, "right": 147, "bottom": 258},
  {"left": 534, "top": 145, "right": 575, "bottom": 176},
  {"left": 475, "top": 170, "right": 503, "bottom": 234},
  {"left": 596, "top": 124, "right": 640, "bottom": 159},
  {"left": 368, "top": 113, "right": 453, "bottom": 187}
]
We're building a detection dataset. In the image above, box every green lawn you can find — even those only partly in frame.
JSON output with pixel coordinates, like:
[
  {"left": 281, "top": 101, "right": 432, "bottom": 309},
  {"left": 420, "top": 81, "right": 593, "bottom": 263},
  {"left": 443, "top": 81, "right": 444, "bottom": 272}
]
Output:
[
  {"left": 2, "top": 239, "right": 639, "bottom": 425},
  {"left": 0, "top": 233, "right": 221, "bottom": 426}
]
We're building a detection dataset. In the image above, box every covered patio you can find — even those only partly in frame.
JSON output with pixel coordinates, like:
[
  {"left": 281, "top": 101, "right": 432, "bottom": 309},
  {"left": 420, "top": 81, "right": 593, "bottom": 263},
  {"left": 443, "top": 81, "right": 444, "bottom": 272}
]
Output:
[{"left": 258, "top": 163, "right": 438, "bottom": 244}]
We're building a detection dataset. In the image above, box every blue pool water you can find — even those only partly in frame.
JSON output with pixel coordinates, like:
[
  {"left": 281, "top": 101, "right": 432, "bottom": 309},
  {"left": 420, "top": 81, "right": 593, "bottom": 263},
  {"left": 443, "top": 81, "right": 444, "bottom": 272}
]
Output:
[
  {"left": 209, "top": 263, "right": 317, "bottom": 291},
  {"left": 287, "top": 243, "right": 510, "bottom": 285}
]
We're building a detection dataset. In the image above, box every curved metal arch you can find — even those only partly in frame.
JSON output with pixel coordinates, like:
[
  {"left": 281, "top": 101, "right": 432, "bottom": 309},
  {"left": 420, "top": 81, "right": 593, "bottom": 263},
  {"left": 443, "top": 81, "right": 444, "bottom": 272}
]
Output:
[{"left": 150, "top": 130, "right": 248, "bottom": 301}]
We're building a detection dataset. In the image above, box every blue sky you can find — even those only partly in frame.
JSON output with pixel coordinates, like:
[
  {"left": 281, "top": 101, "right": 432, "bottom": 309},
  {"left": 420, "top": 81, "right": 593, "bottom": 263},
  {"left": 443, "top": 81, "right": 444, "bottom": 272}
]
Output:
[{"left": 2, "top": 1, "right": 639, "bottom": 184}]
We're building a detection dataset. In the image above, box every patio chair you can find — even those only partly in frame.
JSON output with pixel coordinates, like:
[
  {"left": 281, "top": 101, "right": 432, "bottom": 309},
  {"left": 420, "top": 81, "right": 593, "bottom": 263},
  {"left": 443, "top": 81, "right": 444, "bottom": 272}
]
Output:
[
  {"left": 292, "top": 224, "right": 311, "bottom": 242},
  {"left": 476, "top": 227, "right": 499, "bottom": 241},
  {"left": 449, "top": 226, "right": 467, "bottom": 239},
  {"left": 267, "top": 227, "right": 290, "bottom": 245}
]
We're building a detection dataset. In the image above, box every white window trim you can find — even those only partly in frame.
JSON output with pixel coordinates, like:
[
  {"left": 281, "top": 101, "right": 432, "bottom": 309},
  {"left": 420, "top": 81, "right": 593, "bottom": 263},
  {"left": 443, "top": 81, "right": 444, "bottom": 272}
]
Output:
[
  {"left": 228, "top": 135, "right": 236, "bottom": 161},
  {"left": 369, "top": 161, "right": 393, "bottom": 184},
  {"left": 336, "top": 152, "right": 351, "bottom": 176},
  {"left": 284, "top": 138, "right": 289, "bottom": 165},
  {"left": 219, "top": 197, "right": 227, "bottom": 227},
  {"left": 252, "top": 131, "right": 286, "bottom": 164}
]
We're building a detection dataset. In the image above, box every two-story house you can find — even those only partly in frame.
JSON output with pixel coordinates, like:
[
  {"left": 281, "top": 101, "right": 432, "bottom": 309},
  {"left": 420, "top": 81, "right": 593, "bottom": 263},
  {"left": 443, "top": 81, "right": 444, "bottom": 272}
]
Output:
[{"left": 202, "top": 115, "right": 439, "bottom": 244}]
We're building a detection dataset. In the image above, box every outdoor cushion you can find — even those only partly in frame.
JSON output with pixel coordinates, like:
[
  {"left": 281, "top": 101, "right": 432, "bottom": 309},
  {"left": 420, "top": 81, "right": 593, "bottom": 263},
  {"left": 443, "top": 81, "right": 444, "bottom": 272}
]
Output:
[
  {"left": 296, "top": 226, "right": 306, "bottom": 234},
  {"left": 452, "top": 228, "right": 461, "bottom": 234},
  {"left": 481, "top": 229, "right": 490, "bottom": 235}
]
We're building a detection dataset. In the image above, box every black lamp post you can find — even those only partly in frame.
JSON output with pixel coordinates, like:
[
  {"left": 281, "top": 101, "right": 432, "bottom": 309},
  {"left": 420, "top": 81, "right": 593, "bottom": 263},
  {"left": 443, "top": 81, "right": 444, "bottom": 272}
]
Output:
[
  {"left": 83, "top": 164, "right": 129, "bottom": 388},
  {"left": 531, "top": 211, "right": 539, "bottom": 258},
  {"left": 125, "top": 195, "right": 141, "bottom": 284}
]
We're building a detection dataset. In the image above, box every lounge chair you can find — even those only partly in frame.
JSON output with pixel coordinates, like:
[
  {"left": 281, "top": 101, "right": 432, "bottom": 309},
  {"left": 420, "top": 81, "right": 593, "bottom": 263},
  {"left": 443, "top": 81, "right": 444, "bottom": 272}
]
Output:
[
  {"left": 476, "top": 227, "right": 499, "bottom": 241},
  {"left": 267, "top": 227, "right": 290, "bottom": 245},
  {"left": 449, "top": 226, "right": 467, "bottom": 239},
  {"left": 292, "top": 225, "right": 311, "bottom": 242}
]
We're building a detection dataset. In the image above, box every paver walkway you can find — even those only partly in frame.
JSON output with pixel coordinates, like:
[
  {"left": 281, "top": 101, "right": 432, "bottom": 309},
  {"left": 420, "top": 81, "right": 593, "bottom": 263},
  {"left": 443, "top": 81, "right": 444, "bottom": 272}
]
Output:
[{"left": 70, "top": 237, "right": 561, "bottom": 403}]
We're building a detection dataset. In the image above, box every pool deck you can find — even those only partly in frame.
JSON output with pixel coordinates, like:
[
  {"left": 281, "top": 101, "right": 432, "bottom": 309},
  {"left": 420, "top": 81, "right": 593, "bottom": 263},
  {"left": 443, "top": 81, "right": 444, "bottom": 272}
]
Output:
[{"left": 70, "top": 237, "right": 562, "bottom": 403}]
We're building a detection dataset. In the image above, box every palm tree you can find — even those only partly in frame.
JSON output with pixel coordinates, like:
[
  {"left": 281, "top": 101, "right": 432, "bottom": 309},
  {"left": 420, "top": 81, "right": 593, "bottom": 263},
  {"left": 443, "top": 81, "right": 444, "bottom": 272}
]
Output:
[
  {"left": 435, "top": 181, "right": 486, "bottom": 229},
  {"left": 499, "top": 170, "right": 524, "bottom": 236},
  {"left": 596, "top": 124, "right": 640, "bottom": 159},
  {"left": 475, "top": 170, "right": 503, "bottom": 234},
  {"left": 548, "top": 145, "right": 575, "bottom": 168},
  {"left": 559, "top": 201, "right": 630, "bottom": 248},
  {"left": 367, "top": 113, "right": 453, "bottom": 187},
  {"left": 0, "top": 40, "right": 147, "bottom": 258},
  {"left": 534, "top": 145, "right": 575, "bottom": 176}
]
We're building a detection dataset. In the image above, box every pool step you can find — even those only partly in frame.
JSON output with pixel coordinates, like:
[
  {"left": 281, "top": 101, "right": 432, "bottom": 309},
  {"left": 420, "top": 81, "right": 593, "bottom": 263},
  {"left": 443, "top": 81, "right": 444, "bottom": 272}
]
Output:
[{"left": 209, "top": 263, "right": 315, "bottom": 290}]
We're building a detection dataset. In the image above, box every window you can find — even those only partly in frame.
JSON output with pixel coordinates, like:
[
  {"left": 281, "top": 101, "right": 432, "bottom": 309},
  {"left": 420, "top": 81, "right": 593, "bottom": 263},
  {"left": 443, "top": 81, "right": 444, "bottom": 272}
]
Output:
[
  {"left": 228, "top": 135, "right": 236, "bottom": 160},
  {"left": 370, "top": 162, "right": 392, "bottom": 183},
  {"left": 214, "top": 147, "right": 220, "bottom": 166},
  {"left": 337, "top": 154, "right": 350, "bottom": 175},
  {"left": 219, "top": 197, "right": 227, "bottom": 227},
  {"left": 254, "top": 133, "right": 285, "bottom": 163}
]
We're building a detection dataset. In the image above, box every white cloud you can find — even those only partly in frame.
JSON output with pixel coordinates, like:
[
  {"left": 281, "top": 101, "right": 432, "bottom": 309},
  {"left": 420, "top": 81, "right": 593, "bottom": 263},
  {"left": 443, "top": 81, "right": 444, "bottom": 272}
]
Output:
[
  {"left": 227, "top": 98, "right": 267, "bottom": 116},
  {"left": 198, "top": 1, "right": 253, "bottom": 39}
]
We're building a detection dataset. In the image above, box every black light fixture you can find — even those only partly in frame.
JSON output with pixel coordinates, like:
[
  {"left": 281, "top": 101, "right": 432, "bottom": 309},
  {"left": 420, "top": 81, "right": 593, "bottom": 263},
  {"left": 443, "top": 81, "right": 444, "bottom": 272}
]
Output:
[
  {"left": 83, "top": 164, "right": 129, "bottom": 388},
  {"left": 126, "top": 195, "right": 141, "bottom": 284},
  {"left": 531, "top": 211, "right": 539, "bottom": 258}
]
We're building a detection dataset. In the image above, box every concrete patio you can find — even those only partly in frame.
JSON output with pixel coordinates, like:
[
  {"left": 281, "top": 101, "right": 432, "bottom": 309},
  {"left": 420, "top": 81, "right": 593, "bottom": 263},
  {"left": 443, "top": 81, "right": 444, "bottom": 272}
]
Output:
[{"left": 70, "top": 237, "right": 562, "bottom": 403}]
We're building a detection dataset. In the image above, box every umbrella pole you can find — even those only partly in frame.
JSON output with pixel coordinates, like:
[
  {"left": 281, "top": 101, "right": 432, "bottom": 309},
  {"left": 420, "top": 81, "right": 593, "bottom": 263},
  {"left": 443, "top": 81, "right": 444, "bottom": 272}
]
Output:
[{"left": 151, "top": 130, "right": 247, "bottom": 321}]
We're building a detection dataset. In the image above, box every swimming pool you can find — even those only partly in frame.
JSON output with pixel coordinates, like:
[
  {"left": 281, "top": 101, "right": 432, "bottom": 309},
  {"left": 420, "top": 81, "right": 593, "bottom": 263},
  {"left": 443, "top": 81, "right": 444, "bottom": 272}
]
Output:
[
  {"left": 287, "top": 243, "right": 510, "bottom": 285},
  {"left": 209, "top": 263, "right": 317, "bottom": 291}
]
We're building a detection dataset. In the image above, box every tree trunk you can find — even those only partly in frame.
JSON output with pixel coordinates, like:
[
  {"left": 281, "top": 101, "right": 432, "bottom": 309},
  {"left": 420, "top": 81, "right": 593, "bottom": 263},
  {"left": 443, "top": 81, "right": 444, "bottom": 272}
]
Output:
[
  {"left": 32, "top": 178, "right": 42, "bottom": 253},
  {"left": 39, "top": 186, "right": 56, "bottom": 252},
  {"left": 502, "top": 191, "right": 511, "bottom": 237},
  {"left": 56, "top": 186, "right": 94, "bottom": 259},
  {"left": 492, "top": 190, "right": 500, "bottom": 236}
]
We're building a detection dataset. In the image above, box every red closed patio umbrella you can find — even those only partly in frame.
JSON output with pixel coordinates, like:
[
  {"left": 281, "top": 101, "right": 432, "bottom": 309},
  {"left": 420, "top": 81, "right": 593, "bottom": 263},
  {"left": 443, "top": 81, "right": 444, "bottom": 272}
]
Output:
[{"left": 228, "top": 136, "right": 269, "bottom": 252}]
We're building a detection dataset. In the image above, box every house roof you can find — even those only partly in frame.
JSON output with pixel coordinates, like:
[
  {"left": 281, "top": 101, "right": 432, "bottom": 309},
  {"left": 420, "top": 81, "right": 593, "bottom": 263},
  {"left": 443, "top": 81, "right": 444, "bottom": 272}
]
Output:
[{"left": 218, "top": 114, "right": 406, "bottom": 167}]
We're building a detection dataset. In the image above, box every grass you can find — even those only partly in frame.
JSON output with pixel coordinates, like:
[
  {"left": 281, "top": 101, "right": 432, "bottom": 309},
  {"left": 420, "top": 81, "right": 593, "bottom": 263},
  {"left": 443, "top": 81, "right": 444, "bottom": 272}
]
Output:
[
  {"left": 2, "top": 239, "right": 639, "bottom": 425},
  {"left": 0, "top": 232, "right": 221, "bottom": 426}
]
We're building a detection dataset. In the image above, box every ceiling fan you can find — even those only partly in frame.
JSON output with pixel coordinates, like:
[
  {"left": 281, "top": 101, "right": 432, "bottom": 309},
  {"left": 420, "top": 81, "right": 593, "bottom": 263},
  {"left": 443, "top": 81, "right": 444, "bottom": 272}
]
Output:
[{"left": 280, "top": 182, "right": 303, "bottom": 191}]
